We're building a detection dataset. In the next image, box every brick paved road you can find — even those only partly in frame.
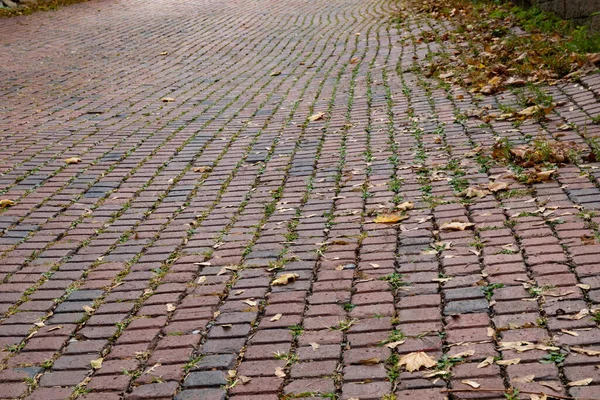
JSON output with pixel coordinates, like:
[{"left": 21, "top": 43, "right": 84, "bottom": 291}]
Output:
[{"left": 2, "top": 0, "right": 600, "bottom": 399}]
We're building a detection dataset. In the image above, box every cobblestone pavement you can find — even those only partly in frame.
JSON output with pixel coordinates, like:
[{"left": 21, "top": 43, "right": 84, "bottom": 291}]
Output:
[{"left": 2, "top": 0, "right": 600, "bottom": 399}]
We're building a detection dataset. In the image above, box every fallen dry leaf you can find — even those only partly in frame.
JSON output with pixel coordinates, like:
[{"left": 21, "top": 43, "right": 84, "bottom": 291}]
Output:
[
  {"left": 272, "top": 273, "right": 299, "bottom": 286},
  {"left": 567, "top": 378, "right": 592, "bottom": 387},
  {"left": 397, "top": 351, "right": 437, "bottom": 372},
  {"left": 373, "top": 212, "right": 408, "bottom": 224},
  {"left": 571, "top": 347, "right": 600, "bottom": 356},
  {"left": 65, "top": 157, "right": 82, "bottom": 164},
  {"left": 488, "top": 181, "right": 509, "bottom": 192},
  {"left": 385, "top": 340, "right": 406, "bottom": 349},
  {"left": 193, "top": 166, "right": 212, "bottom": 173},
  {"left": 357, "top": 357, "right": 381, "bottom": 365},
  {"left": 512, "top": 374, "right": 535, "bottom": 383},
  {"left": 459, "top": 186, "right": 489, "bottom": 199},
  {"left": 243, "top": 300, "right": 257, "bottom": 307},
  {"left": 538, "top": 381, "right": 562, "bottom": 391},
  {"left": 161, "top": 97, "right": 176, "bottom": 102},
  {"left": 461, "top": 380, "right": 481, "bottom": 388},
  {"left": 270, "top": 313, "right": 282, "bottom": 322},
  {"left": 0, "top": 199, "right": 15, "bottom": 208},
  {"left": 369, "top": 263, "right": 380, "bottom": 269},
  {"left": 453, "top": 350, "right": 475, "bottom": 358},
  {"left": 33, "top": 321, "right": 45, "bottom": 328},
  {"left": 82, "top": 305, "right": 94, "bottom": 313},
  {"left": 396, "top": 201, "right": 414, "bottom": 211},
  {"left": 309, "top": 342, "right": 320, "bottom": 351},
  {"left": 478, "top": 356, "right": 495, "bottom": 369},
  {"left": 308, "top": 112, "right": 325, "bottom": 122},
  {"left": 197, "top": 276, "right": 207, "bottom": 284},
  {"left": 440, "top": 221, "right": 475, "bottom": 231},
  {"left": 496, "top": 358, "right": 520, "bottom": 366},
  {"left": 270, "top": 71, "right": 282, "bottom": 76},
  {"left": 239, "top": 375, "right": 251, "bottom": 384},
  {"left": 275, "top": 366, "right": 286, "bottom": 377},
  {"left": 90, "top": 358, "right": 103, "bottom": 369},
  {"left": 166, "top": 303, "right": 176, "bottom": 312},
  {"left": 145, "top": 363, "right": 161, "bottom": 374}
]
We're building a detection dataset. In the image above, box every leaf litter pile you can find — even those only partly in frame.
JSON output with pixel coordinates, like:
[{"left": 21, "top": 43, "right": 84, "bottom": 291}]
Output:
[{"left": 399, "top": 0, "right": 600, "bottom": 94}]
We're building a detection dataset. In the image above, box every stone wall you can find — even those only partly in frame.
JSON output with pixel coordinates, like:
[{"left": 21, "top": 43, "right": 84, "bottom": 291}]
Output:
[{"left": 516, "top": 0, "right": 600, "bottom": 32}]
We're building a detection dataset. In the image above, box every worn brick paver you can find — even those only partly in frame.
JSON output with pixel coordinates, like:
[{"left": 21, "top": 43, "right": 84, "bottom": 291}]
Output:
[{"left": 2, "top": 0, "right": 600, "bottom": 399}]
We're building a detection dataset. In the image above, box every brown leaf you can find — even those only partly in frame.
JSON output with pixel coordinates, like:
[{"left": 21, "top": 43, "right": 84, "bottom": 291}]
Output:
[
  {"left": 65, "top": 157, "right": 82, "bottom": 164},
  {"left": 272, "top": 273, "right": 299, "bottom": 286},
  {"left": 488, "top": 181, "right": 509, "bottom": 192},
  {"left": 538, "top": 381, "right": 563, "bottom": 392},
  {"left": 459, "top": 186, "right": 489, "bottom": 199},
  {"left": 308, "top": 112, "right": 325, "bottom": 122},
  {"left": 270, "top": 71, "right": 282, "bottom": 76},
  {"left": 440, "top": 221, "right": 475, "bottom": 231},
  {"left": 357, "top": 357, "right": 381, "bottom": 365},
  {"left": 385, "top": 340, "right": 405, "bottom": 349},
  {"left": 397, "top": 352, "right": 436, "bottom": 372},
  {"left": 193, "top": 166, "right": 212, "bottom": 173},
  {"left": 349, "top": 57, "right": 359, "bottom": 64}
]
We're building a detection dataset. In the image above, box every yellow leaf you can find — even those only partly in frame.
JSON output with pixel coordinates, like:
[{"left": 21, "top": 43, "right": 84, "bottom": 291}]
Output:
[
  {"left": 0, "top": 199, "right": 15, "bottom": 208},
  {"left": 166, "top": 303, "right": 176, "bottom": 312},
  {"left": 496, "top": 358, "right": 520, "bottom": 366},
  {"left": 440, "top": 221, "right": 475, "bottom": 231},
  {"left": 567, "top": 378, "right": 592, "bottom": 387},
  {"left": 373, "top": 212, "right": 408, "bottom": 224},
  {"left": 397, "top": 352, "right": 436, "bottom": 372},
  {"left": 275, "top": 367, "right": 286, "bottom": 377},
  {"left": 270, "top": 313, "right": 282, "bottom": 322},
  {"left": 272, "top": 273, "right": 299, "bottom": 286},
  {"left": 461, "top": 380, "right": 480, "bottom": 388},
  {"left": 488, "top": 181, "right": 509, "bottom": 192},
  {"left": 90, "top": 358, "right": 103, "bottom": 369},
  {"left": 308, "top": 112, "right": 325, "bottom": 122},
  {"left": 65, "top": 157, "right": 82, "bottom": 164},
  {"left": 357, "top": 357, "right": 381, "bottom": 365}
]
